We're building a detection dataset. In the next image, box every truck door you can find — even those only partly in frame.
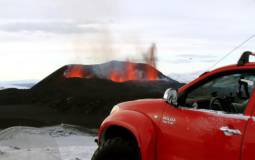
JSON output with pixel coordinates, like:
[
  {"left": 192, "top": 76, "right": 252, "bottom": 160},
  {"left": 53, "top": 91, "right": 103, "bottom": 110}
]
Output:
[
  {"left": 242, "top": 103, "right": 255, "bottom": 160},
  {"left": 158, "top": 72, "right": 255, "bottom": 160}
]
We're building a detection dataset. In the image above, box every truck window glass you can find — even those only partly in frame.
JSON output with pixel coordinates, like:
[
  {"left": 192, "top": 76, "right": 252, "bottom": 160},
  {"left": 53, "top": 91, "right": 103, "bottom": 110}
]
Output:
[{"left": 184, "top": 73, "right": 255, "bottom": 114}]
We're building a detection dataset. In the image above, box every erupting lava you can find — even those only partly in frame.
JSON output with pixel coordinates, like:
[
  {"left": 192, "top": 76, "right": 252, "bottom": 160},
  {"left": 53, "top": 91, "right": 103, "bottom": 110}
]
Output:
[
  {"left": 64, "top": 43, "right": 160, "bottom": 82},
  {"left": 64, "top": 61, "right": 160, "bottom": 83},
  {"left": 109, "top": 62, "right": 138, "bottom": 82},
  {"left": 109, "top": 62, "right": 159, "bottom": 82},
  {"left": 64, "top": 65, "right": 85, "bottom": 78},
  {"left": 147, "top": 65, "right": 158, "bottom": 80}
]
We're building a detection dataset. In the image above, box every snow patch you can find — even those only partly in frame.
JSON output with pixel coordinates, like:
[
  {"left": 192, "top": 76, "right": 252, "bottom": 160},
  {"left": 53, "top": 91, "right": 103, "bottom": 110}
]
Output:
[{"left": 0, "top": 125, "right": 97, "bottom": 160}]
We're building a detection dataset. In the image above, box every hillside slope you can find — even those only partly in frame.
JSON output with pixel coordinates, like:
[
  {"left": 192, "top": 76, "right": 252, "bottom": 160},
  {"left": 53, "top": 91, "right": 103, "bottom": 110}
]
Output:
[{"left": 0, "top": 61, "right": 184, "bottom": 128}]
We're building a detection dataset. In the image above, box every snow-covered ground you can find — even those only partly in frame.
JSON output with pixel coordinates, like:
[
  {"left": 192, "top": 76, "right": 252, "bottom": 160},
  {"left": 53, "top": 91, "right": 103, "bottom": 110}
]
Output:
[{"left": 0, "top": 125, "right": 97, "bottom": 160}]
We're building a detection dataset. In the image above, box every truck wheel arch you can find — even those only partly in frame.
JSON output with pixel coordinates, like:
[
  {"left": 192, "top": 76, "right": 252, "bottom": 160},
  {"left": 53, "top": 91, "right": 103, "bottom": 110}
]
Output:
[
  {"left": 99, "top": 110, "right": 157, "bottom": 160},
  {"left": 101, "top": 125, "right": 138, "bottom": 146}
]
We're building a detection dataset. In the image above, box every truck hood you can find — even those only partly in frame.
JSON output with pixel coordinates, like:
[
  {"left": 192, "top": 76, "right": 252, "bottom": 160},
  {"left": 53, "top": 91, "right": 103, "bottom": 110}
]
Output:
[{"left": 118, "top": 99, "right": 169, "bottom": 123}]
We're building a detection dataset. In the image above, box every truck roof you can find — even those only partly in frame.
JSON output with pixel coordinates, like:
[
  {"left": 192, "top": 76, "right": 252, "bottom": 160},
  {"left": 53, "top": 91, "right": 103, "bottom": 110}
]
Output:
[{"left": 180, "top": 53, "right": 255, "bottom": 93}]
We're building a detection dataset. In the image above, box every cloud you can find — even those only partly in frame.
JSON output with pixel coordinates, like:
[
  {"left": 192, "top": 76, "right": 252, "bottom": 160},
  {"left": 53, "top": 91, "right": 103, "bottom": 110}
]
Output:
[
  {"left": 177, "top": 54, "right": 217, "bottom": 59},
  {"left": 0, "top": 20, "right": 105, "bottom": 34},
  {"left": 165, "top": 54, "right": 218, "bottom": 64}
]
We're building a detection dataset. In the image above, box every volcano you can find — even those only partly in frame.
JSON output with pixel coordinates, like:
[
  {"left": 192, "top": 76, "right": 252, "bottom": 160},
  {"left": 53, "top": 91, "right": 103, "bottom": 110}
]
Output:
[
  {"left": 63, "top": 61, "right": 172, "bottom": 82},
  {"left": 0, "top": 61, "right": 183, "bottom": 128}
]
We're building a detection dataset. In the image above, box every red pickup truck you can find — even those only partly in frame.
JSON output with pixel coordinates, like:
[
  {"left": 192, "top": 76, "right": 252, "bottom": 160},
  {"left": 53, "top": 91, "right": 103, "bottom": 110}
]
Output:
[{"left": 92, "top": 51, "right": 255, "bottom": 160}]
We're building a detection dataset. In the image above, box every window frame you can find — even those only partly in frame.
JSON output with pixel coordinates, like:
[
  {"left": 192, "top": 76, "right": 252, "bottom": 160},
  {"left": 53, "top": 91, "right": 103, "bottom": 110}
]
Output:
[{"left": 178, "top": 69, "right": 255, "bottom": 115}]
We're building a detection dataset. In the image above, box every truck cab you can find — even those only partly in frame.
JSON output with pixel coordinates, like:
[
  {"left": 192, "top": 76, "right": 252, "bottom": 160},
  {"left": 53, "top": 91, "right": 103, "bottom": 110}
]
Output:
[{"left": 92, "top": 51, "right": 255, "bottom": 160}]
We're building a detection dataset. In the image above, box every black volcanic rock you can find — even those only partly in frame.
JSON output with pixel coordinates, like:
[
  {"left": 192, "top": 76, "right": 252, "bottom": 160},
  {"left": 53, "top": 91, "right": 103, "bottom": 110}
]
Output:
[{"left": 0, "top": 61, "right": 184, "bottom": 128}]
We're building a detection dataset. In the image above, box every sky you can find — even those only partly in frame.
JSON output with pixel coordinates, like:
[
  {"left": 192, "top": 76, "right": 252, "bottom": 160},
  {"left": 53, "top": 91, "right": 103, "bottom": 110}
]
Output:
[{"left": 0, "top": 0, "right": 255, "bottom": 81}]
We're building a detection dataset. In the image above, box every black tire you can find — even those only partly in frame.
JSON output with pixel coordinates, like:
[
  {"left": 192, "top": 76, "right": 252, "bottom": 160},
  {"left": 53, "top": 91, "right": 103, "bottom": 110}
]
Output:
[{"left": 91, "top": 137, "right": 140, "bottom": 160}]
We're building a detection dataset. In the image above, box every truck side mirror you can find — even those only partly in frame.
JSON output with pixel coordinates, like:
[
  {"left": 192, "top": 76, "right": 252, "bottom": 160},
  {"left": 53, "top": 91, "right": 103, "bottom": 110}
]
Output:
[{"left": 163, "top": 88, "right": 178, "bottom": 107}]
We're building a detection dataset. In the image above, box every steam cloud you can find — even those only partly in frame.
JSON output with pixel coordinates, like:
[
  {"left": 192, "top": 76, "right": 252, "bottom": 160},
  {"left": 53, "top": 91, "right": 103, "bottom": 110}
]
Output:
[{"left": 72, "top": 34, "right": 158, "bottom": 69}]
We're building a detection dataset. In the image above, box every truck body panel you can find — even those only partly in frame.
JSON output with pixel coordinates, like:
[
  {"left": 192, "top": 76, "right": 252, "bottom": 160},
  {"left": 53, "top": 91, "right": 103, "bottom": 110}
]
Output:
[{"left": 158, "top": 106, "right": 249, "bottom": 160}]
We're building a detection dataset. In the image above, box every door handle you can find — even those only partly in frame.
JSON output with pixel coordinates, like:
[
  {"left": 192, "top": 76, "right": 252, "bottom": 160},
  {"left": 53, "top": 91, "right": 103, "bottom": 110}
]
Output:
[{"left": 219, "top": 126, "right": 242, "bottom": 136}]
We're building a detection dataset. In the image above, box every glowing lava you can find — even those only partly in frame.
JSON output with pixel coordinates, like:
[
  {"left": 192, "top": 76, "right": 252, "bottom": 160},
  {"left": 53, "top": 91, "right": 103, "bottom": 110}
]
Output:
[
  {"left": 64, "top": 62, "right": 159, "bottom": 82},
  {"left": 109, "top": 63, "right": 138, "bottom": 82},
  {"left": 64, "top": 65, "right": 85, "bottom": 78},
  {"left": 146, "top": 65, "right": 158, "bottom": 80}
]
